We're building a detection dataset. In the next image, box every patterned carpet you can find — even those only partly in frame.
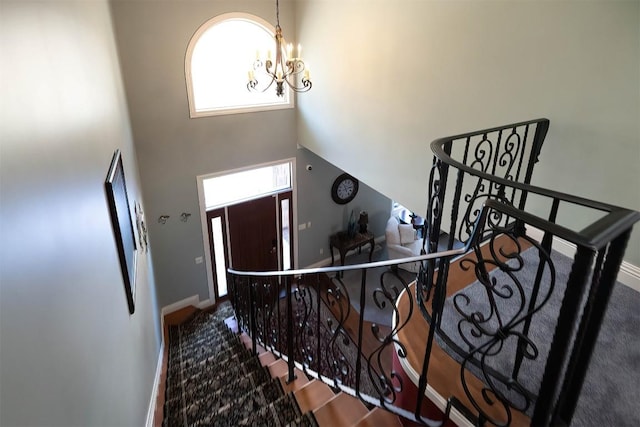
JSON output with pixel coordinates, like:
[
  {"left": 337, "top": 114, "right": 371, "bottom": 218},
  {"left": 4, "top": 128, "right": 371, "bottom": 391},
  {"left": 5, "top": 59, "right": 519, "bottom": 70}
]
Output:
[{"left": 163, "top": 301, "right": 319, "bottom": 427}]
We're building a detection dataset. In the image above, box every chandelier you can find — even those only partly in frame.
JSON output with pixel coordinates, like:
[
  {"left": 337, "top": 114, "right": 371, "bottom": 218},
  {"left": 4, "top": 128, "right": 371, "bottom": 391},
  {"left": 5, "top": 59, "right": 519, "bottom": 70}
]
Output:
[{"left": 247, "top": 0, "right": 312, "bottom": 97}]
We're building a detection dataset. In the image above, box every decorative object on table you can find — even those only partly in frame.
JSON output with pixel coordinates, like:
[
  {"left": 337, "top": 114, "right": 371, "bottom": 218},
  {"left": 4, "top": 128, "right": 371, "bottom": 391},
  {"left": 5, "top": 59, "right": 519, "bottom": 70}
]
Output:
[
  {"left": 331, "top": 173, "right": 359, "bottom": 205},
  {"left": 347, "top": 209, "right": 357, "bottom": 238},
  {"left": 105, "top": 149, "right": 137, "bottom": 314},
  {"left": 135, "top": 202, "right": 148, "bottom": 253},
  {"left": 358, "top": 211, "right": 368, "bottom": 233},
  {"left": 247, "top": 0, "right": 312, "bottom": 97}
]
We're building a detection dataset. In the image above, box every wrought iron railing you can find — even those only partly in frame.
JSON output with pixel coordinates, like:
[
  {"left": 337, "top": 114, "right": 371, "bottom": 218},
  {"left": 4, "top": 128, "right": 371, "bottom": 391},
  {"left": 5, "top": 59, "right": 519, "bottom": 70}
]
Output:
[{"left": 228, "top": 119, "right": 639, "bottom": 426}]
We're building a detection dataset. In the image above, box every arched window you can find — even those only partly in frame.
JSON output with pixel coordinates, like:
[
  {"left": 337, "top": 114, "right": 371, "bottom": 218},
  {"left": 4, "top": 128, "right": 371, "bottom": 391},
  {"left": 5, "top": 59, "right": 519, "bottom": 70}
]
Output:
[{"left": 185, "top": 13, "right": 292, "bottom": 117}]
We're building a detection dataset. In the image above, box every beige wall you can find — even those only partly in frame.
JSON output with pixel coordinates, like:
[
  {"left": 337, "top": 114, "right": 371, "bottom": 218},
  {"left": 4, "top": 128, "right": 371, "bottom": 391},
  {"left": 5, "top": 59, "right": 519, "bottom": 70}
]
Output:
[{"left": 296, "top": 0, "right": 640, "bottom": 265}]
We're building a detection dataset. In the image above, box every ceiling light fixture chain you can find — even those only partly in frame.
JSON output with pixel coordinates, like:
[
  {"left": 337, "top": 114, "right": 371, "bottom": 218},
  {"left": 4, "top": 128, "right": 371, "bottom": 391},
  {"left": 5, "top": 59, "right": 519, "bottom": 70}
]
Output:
[{"left": 247, "top": 0, "right": 312, "bottom": 97}]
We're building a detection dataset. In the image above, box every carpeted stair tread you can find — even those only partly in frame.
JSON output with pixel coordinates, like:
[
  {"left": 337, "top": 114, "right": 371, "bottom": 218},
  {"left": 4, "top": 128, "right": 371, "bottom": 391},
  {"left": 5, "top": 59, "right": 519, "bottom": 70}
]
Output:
[
  {"left": 168, "top": 344, "right": 252, "bottom": 379},
  {"left": 162, "top": 301, "right": 325, "bottom": 427},
  {"left": 167, "top": 339, "right": 242, "bottom": 368},
  {"left": 177, "top": 348, "right": 258, "bottom": 379},
  {"left": 203, "top": 378, "right": 286, "bottom": 426},
  {"left": 167, "top": 347, "right": 247, "bottom": 379},
  {"left": 235, "top": 392, "right": 305, "bottom": 426},
  {"left": 169, "top": 328, "right": 239, "bottom": 352},
  {"left": 206, "top": 364, "right": 272, "bottom": 407},
  {"left": 166, "top": 366, "right": 274, "bottom": 426},
  {"left": 164, "top": 357, "right": 267, "bottom": 410},
  {"left": 169, "top": 356, "right": 264, "bottom": 395},
  {"left": 168, "top": 336, "right": 245, "bottom": 366}
]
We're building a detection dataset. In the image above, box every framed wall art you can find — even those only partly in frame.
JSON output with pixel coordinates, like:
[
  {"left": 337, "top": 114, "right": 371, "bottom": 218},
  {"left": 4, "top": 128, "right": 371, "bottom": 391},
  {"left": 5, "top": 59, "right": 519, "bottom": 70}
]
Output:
[{"left": 105, "top": 149, "right": 137, "bottom": 314}]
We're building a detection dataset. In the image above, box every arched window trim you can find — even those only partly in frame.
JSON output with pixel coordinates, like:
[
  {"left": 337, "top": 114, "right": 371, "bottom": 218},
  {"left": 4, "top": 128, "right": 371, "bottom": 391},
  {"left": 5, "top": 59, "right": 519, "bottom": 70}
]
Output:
[{"left": 185, "top": 12, "right": 294, "bottom": 118}]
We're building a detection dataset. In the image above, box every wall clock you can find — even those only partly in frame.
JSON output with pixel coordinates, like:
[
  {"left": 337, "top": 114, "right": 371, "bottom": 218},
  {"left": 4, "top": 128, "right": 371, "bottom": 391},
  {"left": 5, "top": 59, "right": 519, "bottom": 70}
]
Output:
[{"left": 331, "top": 173, "right": 359, "bottom": 204}]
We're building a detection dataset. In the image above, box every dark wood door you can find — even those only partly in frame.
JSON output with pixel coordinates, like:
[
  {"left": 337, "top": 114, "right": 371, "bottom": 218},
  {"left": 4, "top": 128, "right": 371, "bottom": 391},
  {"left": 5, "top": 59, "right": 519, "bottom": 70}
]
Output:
[{"left": 228, "top": 195, "right": 278, "bottom": 271}]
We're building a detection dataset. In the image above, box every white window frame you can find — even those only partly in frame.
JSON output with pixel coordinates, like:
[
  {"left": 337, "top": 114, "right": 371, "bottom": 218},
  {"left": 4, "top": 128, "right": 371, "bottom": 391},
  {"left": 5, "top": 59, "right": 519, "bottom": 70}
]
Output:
[{"left": 185, "top": 12, "right": 294, "bottom": 118}]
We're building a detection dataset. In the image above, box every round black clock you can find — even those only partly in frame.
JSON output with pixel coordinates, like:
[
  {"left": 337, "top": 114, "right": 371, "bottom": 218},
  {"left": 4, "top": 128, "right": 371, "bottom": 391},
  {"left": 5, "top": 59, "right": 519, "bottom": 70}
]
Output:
[{"left": 331, "top": 173, "right": 359, "bottom": 204}]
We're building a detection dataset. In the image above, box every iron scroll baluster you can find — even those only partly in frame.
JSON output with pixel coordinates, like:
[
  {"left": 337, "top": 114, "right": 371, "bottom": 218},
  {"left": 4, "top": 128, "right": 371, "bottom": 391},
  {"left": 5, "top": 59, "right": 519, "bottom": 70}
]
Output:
[{"left": 226, "top": 118, "right": 639, "bottom": 427}]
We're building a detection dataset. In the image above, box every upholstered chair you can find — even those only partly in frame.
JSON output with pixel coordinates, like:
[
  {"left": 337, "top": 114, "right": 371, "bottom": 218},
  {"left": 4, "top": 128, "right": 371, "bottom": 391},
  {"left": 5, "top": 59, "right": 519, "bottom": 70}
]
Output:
[{"left": 384, "top": 216, "right": 423, "bottom": 272}]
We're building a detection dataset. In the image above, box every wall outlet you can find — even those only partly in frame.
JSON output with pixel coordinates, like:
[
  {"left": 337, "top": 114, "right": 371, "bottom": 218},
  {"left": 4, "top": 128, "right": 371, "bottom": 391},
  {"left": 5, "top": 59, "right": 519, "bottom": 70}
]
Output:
[
  {"left": 307, "top": 221, "right": 312, "bottom": 228},
  {"left": 319, "top": 248, "right": 324, "bottom": 255},
  {"left": 195, "top": 256, "right": 203, "bottom": 264},
  {"left": 298, "top": 223, "right": 307, "bottom": 231}
]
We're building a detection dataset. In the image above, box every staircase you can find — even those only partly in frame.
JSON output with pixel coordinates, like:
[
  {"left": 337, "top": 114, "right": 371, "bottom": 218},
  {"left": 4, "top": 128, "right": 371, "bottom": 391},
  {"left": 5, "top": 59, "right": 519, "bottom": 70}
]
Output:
[
  {"left": 160, "top": 119, "right": 640, "bottom": 427},
  {"left": 159, "top": 302, "right": 403, "bottom": 427}
]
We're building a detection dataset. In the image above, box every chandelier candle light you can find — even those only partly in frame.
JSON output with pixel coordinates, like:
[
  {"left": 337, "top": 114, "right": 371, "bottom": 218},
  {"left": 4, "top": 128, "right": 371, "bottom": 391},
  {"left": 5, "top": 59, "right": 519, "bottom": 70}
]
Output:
[{"left": 247, "top": 0, "right": 312, "bottom": 97}]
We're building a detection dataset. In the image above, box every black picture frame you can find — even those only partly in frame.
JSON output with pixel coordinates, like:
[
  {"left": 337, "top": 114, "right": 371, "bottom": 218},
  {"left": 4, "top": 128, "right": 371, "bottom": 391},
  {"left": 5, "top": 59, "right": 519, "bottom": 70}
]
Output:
[{"left": 105, "top": 149, "right": 137, "bottom": 314}]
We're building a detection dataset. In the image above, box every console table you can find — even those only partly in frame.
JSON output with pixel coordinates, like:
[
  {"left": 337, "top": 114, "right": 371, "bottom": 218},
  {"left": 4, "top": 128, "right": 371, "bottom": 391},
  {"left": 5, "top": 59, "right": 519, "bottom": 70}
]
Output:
[{"left": 329, "top": 231, "right": 375, "bottom": 276}]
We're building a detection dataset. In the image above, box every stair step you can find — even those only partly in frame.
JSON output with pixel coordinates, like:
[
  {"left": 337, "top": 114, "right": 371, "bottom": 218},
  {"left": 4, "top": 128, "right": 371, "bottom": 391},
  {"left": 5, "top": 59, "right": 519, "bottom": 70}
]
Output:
[
  {"left": 278, "top": 370, "right": 311, "bottom": 393},
  {"left": 168, "top": 342, "right": 250, "bottom": 378},
  {"left": 240, "top": 333, "right": 267, "bottom": 354},
  {"left": 237, "top": 392, "right": 305, "bottom": 426},
  {"left": 267, "top": 358, "right": 305, "bottom": 379},
  {"left": 258, "top": 351, "right": 276, "bottom": 366},
  {"left": 209, "top": 378, "right": 284, "bottom": 425},
  {"left": 164, "top": 305, "right": 200, "bottom": 326},
  {"left": 353, "top": 407, "right": 403, "bottom": 427},
  {"left": 293, "top": 380, "right": 335, "bottom": 413},
  {"left": 267, "top": 359, "right": 311, "bottom": 393},
  {"left": 312, "top": 392, "right": 369, "bottom": 427},
  {"left": 163, "top": 304, "right": 402, "bottom": 427}
]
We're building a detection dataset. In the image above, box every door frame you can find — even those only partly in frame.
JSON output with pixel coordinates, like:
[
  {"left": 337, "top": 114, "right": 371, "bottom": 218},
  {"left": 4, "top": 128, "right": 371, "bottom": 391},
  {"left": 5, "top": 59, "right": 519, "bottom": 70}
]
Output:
[{"left": 196, "top": 158, "right": 298, "bottom": 305}]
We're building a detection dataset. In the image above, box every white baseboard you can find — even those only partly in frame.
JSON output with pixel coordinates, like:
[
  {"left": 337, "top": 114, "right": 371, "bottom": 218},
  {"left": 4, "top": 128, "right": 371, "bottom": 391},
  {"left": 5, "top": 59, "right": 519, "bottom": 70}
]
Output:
[
  {"left": 160, "top": 295, "right": 201, "bottom": 318},
  {"left": 160, "top": 295, "right": 215, "bottom": 339},
  {"left": 145, "top": 340, "right": 165, "bottom": 427},
  {"left": 526, "top": 226, "right": 640, "bottom": 293},
  {"left": 197, "top": 298, "right": 213, "bottom": 309}
]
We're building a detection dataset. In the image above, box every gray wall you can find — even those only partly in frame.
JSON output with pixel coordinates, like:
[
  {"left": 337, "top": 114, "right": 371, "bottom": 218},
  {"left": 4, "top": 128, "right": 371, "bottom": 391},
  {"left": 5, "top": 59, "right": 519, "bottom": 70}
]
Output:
[
  {"left": 296, "top": 148, "right": 391, "bottom": 267},
  {"left": 0, "top": 1, "right": 161, "bottom": 426},
  {"left": 110, "top": 0, "right": 298, "bottom": 307},
  {"left": 110, "top": 0, "right": 392, "bottom": 307},
  {"left": 296, "top": 0, "right": 640, "bottom": 266}
]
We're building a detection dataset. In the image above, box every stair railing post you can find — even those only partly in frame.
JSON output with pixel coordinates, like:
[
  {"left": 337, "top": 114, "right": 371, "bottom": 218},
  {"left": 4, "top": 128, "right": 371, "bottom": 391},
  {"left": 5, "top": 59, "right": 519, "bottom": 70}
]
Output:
[
  {"left": 355, "top": 267, "right": 367, "bottom": 398},
  {"left": 554, "top": 229, "right": 632, "bottom": 425},
  {"left": 532, "top": 245, "right": 595, "bottom": 426},
  {"left": 249, "top": 277, "right": 257, "bottom": 355},
  {"left": 285, "top": 274, "right": 296, "bottom": 383}
]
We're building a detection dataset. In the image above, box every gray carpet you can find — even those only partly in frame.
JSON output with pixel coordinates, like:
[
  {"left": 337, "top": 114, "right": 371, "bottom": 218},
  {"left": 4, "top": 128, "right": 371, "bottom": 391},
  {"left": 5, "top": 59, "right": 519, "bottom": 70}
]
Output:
[
  {"left": 437, "top": 247, "right": 640, "bottom": 426},
  {"left": 337, "top": 243, "right": 416, "bottom": 326}
]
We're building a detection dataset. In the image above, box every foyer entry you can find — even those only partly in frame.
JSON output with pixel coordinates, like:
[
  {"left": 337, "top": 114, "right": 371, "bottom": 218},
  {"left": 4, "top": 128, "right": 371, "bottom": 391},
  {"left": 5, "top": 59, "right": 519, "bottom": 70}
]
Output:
[{"left": 198, "top": 160, "right": 295, "bottom": 301}]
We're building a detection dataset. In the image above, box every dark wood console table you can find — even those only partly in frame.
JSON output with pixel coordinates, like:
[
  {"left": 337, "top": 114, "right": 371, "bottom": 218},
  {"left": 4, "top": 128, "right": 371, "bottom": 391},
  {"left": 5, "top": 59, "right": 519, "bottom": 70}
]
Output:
[{"left": 329, "top": 231, "right": 375, "bottom": 276}]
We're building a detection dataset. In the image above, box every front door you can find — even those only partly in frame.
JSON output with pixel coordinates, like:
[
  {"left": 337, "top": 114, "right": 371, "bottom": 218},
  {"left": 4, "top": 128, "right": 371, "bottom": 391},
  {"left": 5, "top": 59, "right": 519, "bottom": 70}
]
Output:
[{"left": 228, "top": 195, "right": 278, "bottom": 271}]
